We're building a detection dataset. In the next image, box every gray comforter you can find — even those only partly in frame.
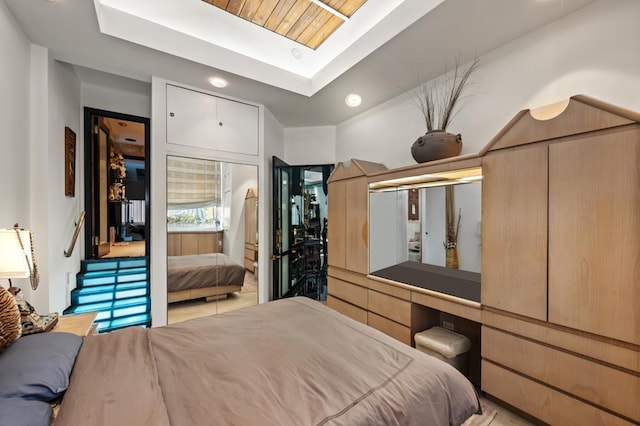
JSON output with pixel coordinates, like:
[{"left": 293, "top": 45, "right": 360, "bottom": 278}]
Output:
[
  {"left": 167, "top": 253, "right": 245, "bottom": 292},
  {"left": 56, "top": 297, "right": 480, "bottom": 426}
]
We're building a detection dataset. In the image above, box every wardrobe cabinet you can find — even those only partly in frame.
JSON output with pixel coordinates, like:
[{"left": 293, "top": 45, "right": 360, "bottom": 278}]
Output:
[
  {"left": 326, "top": 160, "right": 387, "bottom": 323},
  {"left": 480, "top": 96, "right": 640, "bottom": 425},
  {"left": 244, "top": 188, "right": 258, "bottom": 273},
  {"left": 166, "top": 84, "right": 258, "bottom": 155},
  {"left": 548, "top": 127, "right": 640, "bottom": 345}
]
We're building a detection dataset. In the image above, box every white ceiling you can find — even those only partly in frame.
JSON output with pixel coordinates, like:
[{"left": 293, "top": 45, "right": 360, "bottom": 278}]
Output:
[{"left": 4, "top": 0, "right": 597, "bottom": 127}]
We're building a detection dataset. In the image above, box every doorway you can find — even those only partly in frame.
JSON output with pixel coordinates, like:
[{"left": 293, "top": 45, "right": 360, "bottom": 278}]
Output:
[
  {"left": 83, "top": 108, "right": 150, "bottom": 260},
  {"left": 272, "top": 156, "right": 334, "bottom": 301}
]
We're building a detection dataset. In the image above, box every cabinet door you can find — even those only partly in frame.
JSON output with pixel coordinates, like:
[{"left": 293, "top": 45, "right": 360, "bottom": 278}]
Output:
[
  {"left": 216, "top": 97, "right": 259, "bottom": 156},
  {"left": 548, "top": 128, "right": 640, "bottom": 344},
  {"left": 345, "top": 177, "right": 369, "bottom": 274},
  {"left": 482, "top": 146, "right": 548, "bottom": 321},
  {"left": 328, "top": 180, "right": 346, "bottom": 270},
  {"left": 166, "top": 85, "right": 217, "bottom": 149}
]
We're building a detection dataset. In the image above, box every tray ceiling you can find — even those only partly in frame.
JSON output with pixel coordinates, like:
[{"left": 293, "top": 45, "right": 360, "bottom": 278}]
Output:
[
  {"left": 94, "top": 0, "right": 444, "bottom": 96},
  {"left": 202, "top": 0, "right": 367, "bottom": 49}
]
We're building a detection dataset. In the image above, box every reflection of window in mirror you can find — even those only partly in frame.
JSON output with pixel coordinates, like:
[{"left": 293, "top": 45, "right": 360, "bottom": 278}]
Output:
[{"left": 166, "top": 156, "right": 222, "bottom": 232}]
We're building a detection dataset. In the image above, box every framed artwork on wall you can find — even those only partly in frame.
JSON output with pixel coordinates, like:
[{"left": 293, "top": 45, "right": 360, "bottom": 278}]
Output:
[
  {"left": 408, "top": 188, "right": 419, "bottom": 220},
  {"left": 65, "top": 126, "right": 76, "bottom": 197}
]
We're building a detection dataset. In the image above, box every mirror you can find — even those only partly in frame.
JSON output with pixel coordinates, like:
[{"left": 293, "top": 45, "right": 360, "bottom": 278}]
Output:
[
  {"left": 166, "top": 155, "right": 258, "bottom": 324},
  {"left": 369, "top": 173, "right": 481, "bottom": 302}
]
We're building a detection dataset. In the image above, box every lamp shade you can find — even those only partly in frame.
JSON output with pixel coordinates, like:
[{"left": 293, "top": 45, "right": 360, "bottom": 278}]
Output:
[{"left": 0, "top": 229, "right": 33, "bottom": 279}]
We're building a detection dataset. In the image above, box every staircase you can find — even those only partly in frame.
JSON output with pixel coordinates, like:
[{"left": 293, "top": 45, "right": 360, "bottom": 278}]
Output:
[{"left": 64, "top": 257, "right": 151, "bottom": 333}]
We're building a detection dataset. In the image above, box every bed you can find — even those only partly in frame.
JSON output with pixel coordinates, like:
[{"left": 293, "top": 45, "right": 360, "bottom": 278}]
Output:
[
  {"left": 167, "top": 253, "right": 246, "bottom": 303},
  {"left": 0, "top": 297, "right": 480, "bottom": 425}
]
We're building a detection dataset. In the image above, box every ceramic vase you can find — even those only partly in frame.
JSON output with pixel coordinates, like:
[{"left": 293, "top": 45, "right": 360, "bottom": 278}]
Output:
[{"left": 411, "top": 130, "right": 462, "bottom": 163}]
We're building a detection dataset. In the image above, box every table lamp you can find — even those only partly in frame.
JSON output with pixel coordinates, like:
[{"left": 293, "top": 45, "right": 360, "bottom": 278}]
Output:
[{"left": 0, "top": 226, "right": 38, "bottom": 292}]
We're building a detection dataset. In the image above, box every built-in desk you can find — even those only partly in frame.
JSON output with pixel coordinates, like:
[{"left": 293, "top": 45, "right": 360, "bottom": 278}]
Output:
[{"left": 364, "top": 274, "right": 483, "bottom": 386}]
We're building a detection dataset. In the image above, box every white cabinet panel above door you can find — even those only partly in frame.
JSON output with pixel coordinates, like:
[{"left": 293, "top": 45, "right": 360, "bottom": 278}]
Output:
[
  {"left": 166, "top": 84, "right": 217, "bottom": 150},
  {"left": 216, "top": 97, "right": 259, "bottom": 156}
]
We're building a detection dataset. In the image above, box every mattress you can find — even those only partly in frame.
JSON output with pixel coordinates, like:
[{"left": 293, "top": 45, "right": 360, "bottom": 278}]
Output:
[{"left": 167, "top": 253, "right": 245, "bottom": 292}]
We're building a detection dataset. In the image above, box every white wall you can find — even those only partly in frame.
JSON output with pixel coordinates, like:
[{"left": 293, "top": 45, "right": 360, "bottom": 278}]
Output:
[
  {"left": 223, "top": 163, "right": 257, "bottom": 267},
  {"left": 0, "top": 0, "right": 31, "bottom": 245},
  {"left": 27, "top": 46, "right": 82, "bottom": 313},
  {"left": 81, "top": 81, "right": 151, "bottom": 118},
  {"left": 284, "top": 126, "right": 336, "bottom": 165},
  {"left": 336, "top": 0, "right": 640, "bottom": 168}
]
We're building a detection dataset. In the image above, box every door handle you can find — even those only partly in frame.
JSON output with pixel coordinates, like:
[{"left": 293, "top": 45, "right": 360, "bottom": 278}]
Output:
[{"left": 270, "top": 254, "right": 282, "bottom": 260}]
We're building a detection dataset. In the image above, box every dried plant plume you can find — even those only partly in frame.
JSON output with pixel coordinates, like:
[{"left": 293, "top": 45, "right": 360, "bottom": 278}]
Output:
[{"left": 410, "top": 57, "right": 480, "bottom": 132}]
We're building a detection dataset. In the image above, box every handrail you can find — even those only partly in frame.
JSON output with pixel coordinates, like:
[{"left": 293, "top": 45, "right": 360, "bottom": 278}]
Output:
[{"left": 64, "top": 211, "right": 86, "bottom": 258}]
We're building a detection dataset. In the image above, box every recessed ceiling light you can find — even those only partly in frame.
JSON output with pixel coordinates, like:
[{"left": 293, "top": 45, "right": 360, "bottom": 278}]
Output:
[
  {"left": 291, "top": 48, "right": 302, "bottom": 60},
  {"left": 345, "top": 94, "right": 362, "bottom": 107},
  {"left": 209, "top": 77, "right": 228, "bottom": 88}
]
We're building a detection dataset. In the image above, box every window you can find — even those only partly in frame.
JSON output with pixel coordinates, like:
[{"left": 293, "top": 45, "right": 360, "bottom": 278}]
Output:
[{"left": 166, "top": 156, "right": 222, "bottom": 232}]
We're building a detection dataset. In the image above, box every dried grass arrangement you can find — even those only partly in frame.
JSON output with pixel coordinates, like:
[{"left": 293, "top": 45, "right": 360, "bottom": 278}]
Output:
[
  {"left": 410, "top": 57, "right": 480, "bottom": 132},
  {"left": 408, "top": 57, "right": 480, "bottom": 163}
]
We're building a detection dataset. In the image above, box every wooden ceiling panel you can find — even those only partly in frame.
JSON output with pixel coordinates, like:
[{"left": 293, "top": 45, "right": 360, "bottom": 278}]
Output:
[{"left": 202, "top": 0, "right": 368, "bottom": 49}]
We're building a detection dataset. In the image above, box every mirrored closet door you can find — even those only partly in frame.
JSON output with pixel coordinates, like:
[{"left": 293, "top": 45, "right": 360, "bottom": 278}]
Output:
[{"left": 166, "top": 155, "right": 258, "bottom": 324}]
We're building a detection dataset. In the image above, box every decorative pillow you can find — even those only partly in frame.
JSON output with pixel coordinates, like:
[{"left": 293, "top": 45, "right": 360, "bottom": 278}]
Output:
[
  {"left": 0, "top": 286, "right": 21, "bottom": 351},
  {"left": 0, "top": 398, "right": 52, "bottom": 426},
  {"left": 0, "top": 332, "right": 82, "bottom": 401}
]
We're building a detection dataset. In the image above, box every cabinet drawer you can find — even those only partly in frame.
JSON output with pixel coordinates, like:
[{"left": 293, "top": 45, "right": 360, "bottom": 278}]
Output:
[
  {"left": 483, "top": 327, "right": 640, "bottom": 422},
  {"left": 327, "top": 296, "right": 367, "bottom": 324},
  {"left": 243, "top": 258, "right": 254, "bottom": 271},
  {"left": 368, "top": 290, "right": 411, "bottom": 325},
  {"left": 368, "top": 312, "right": 411, "bottom": 345},
  {"left": 368, "top": 278, "right": 411, "bottom": 301},
  {"left": 327, "top": 277, "right": 367, "bottom": 309},
  {"left": 244, "top": 248, "right": 256, "bottom": 261},
  {"left": 482, "top": 361, "right": 633, "bottom": 426}
]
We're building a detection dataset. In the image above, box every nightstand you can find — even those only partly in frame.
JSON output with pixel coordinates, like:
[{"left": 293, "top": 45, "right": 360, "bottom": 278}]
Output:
[{"left": 51, "top": 312, "right": 98, "bottom": 337}]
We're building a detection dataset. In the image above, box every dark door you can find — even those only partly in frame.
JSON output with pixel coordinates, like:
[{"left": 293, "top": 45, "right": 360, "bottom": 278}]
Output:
[
  {"left": 272, "top": 156, "right": 293, "bottom": 299},
  {"left": 83, "top": 108, "right": 150, "bottom": 259},
  {"left": 272, "top": 159, "right": 334, "bottom": 300}
]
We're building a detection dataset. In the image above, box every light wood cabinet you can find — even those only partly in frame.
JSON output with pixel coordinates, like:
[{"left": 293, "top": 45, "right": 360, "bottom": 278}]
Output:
[
  {"left": 167, "top": 231, "right": 223, "bottom": 256},
  {"left": 548, "top": 128, "right": 640, "bottom": 345},
  {"left": 480, "top": 95, "right": 640, "bottom": 424},
  {"left": 244, "top": 188, "right": 258, "bottom": 272},
  {"left": 326, "top": 160, "right": 386, "bottom": 322},
  {"left": 166, "top": 84, "right": 258, "bottom": 155},
  {"left": 481, "top": 145, "right": 548, "bottom": 321}
]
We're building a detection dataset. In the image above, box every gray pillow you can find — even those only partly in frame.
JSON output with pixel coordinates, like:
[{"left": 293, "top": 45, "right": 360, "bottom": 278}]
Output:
[
  {"left": 0, "top": 398, "right": 52, "bottom": 426},
  {"left": 0, "top": 332, "right": 82, "bottom": 401}
]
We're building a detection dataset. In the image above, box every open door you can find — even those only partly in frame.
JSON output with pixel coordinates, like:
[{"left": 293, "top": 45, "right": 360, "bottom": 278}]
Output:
[
  {"left": 83, "top": 108, "right": 150, "bottom": 259},
  {"left": 272, "top": 157, "right": 334, "bottom": 300},
  {"left": 272, "top": 156, "right": 292, "bottom": 299}
]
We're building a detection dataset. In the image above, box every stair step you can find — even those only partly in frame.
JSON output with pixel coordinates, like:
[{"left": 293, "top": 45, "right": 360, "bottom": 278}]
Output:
[
  {"left": 82, "top": 257, "right": 148, "bottom": 273},
  {"left": 71, "top": 282, "right": 148, "bottom": 305},
  {"left": 77, "top": 269, "right": 148, "bottom": 287},
  {"left": 63, "top": 296, "right": 149, "bottom": 316},
  {"left": 95, "top": 313, "right": 151, "bottom": 333}
]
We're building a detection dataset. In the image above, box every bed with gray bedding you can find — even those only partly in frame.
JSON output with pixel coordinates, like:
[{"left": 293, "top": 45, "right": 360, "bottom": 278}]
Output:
[
  {"left": 56, "top": 297, "right": 480, "bottom": 426},
  {"left": 167, "top": 253, "right": 245, "bottom": 302}
]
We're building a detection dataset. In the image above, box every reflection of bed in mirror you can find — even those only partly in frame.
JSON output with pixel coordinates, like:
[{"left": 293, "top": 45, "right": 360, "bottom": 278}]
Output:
[{"left": 167, "top": 253, "right": 245, "bottom": 303}]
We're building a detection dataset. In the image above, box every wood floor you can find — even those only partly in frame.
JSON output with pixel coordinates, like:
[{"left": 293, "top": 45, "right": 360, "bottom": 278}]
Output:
[
  {"left": 478, "top": 396, "right": 535, "bottom": 426},
  {"left": 167, "top": 271, "right": 258, "bottom": 324}
]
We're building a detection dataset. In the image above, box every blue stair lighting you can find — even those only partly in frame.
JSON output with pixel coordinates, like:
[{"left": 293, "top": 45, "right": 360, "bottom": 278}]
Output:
[{"left": 64, "top": 257, "right": 151, "bottom": 333}]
